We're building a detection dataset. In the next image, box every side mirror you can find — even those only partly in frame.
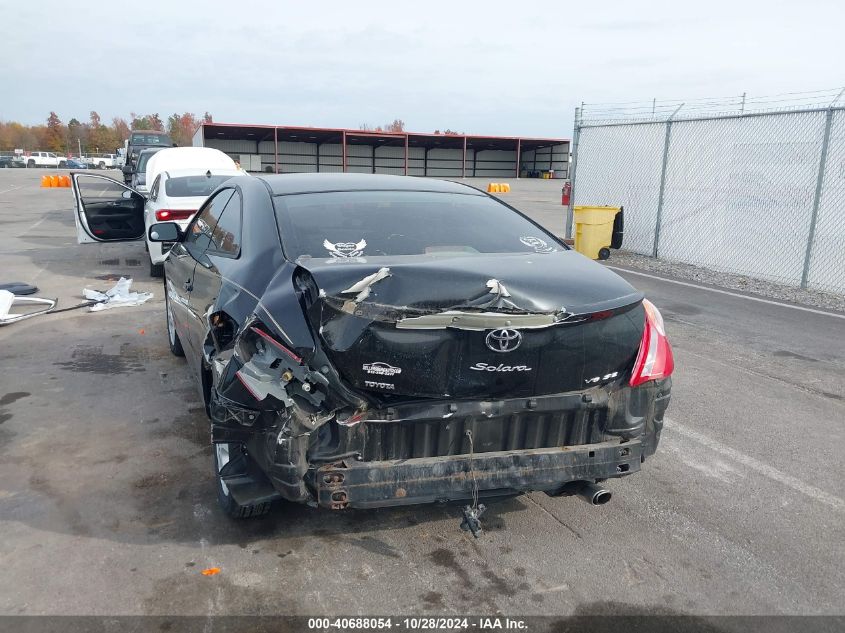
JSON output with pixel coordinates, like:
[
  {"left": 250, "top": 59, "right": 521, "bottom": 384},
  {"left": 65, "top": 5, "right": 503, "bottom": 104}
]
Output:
[
  {"left": 122, "top": 165, "right": 132, "bottom": 174},
  {"left": 121, "top": 190, "right": 133, "bottom": 199},
  {"left": 148, "top": 222, "right": 183, "bottom": 242}
]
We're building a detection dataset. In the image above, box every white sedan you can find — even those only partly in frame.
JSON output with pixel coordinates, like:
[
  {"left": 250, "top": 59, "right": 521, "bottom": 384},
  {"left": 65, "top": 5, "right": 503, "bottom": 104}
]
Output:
[
  {"left": 144, "top": 168, "right": 246, "bottom": 276},
  {"left": 70, "top": 147, "right": 248, "bottom": 277}
]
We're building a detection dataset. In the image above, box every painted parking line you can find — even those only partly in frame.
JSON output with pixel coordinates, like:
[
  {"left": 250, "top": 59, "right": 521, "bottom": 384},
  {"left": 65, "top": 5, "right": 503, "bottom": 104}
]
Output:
[
  {"left": 664, "top": 417, "right": 845, "bottom": 511},
  {"left": 0, "top": 185, "right": 24, "bottom": 195},
  {"left": 607, "top": 265, "right": 845, "bottom": 320}
]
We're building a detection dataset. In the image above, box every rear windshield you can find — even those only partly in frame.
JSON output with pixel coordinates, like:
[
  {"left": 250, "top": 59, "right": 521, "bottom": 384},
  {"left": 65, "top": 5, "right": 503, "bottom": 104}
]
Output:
[
  {"left": 137, "top": 151, "right": 158, "bottom": 171},
  {"left": 273, "top": 191, "right": 563, "bottom": 259},
  {"left": 130, "top": 133, "right": 172, "bottom": 145},
  {"left": 165, "top": 175, "right": 234, "bottom": 197}
]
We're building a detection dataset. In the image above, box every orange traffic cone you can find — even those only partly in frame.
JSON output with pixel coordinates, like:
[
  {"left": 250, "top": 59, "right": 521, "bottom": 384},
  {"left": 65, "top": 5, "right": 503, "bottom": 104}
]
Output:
[
  {"left": 49, "top": 175, "right": 59, "bottom": 187},
  {"left": 41, "top": 175, "right": 52, "bottom": 188},
  {"left": 60, "top": 175, "right": 71, "bottom": 187}
]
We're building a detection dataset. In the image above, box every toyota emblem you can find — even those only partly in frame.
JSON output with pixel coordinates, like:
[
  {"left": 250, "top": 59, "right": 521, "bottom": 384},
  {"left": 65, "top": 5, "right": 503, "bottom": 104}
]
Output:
[{"left": 485, "top": 328, "right": 522, "bottom": 353}]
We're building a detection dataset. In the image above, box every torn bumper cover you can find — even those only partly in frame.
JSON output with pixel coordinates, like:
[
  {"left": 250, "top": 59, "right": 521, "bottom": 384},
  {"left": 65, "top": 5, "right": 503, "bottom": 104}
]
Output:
[
  {"left": 0, "top": 290, "right": 56, "bottom": 325},
  {"left": 315, "top": 439, "right": 642, "bottom": 509}
]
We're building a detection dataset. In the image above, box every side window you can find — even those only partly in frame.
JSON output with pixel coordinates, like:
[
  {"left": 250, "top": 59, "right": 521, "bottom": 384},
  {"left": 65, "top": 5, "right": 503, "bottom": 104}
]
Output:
[
  {"left": 48, "top": 153, "right": 57, "bottom": 158},
  {"left": 149, "top": 175, "right": 161, "bottom": 201},
  {"left": 208, "top": 191, "right": 242, "bottom": 257},
  {"left": 184, "top": 189, "right": 234, "bottom": 258}
]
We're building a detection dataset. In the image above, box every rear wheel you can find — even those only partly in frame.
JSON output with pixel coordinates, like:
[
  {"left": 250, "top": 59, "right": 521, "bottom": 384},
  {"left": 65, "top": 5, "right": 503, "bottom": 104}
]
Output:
[
  {"left": 598, "top": 247, "right": 611, "bottom": 260},
  {"left": 58, "top": 160, "right": 67, "bottom": 168},
  {"left": 27, "top": 160, "right": 34, "bottom": 168},
  {"left": 164, "top": 278, "right": 184, "bottom": 357},
  {"left": 214, "top": 442, "right": 273, "bottom": 518}
]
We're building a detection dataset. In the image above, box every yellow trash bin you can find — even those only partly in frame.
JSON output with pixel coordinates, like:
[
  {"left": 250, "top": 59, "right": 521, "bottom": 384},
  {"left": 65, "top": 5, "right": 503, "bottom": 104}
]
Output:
[{"left": 573, "top": 205, "right": 624, "bottom": 260}]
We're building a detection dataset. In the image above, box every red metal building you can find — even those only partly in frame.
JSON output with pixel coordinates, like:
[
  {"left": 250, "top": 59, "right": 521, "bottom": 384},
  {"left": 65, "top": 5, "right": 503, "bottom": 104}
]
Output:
[{"left": 193, "top": 123, "right": 569, "bottom": 178}]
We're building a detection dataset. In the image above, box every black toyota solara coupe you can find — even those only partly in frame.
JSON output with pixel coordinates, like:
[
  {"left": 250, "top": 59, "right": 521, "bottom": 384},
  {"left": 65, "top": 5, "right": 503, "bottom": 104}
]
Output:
[{"left": 72, "top": 173, "right": 673, "bottom": 524}]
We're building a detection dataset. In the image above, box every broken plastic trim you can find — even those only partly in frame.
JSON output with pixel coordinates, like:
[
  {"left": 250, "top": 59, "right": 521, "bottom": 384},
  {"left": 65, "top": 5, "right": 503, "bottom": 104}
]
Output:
[
  {"left": 250, "top": 325, "right": 302, "bottom": 363},
  {"left": 395, "top": 310, "right": 568, "bottom": 330},
  {"left": 0, "top": 291, "right": 57, "bottom": 325},
  {"left": 232, "top": 320, "right": 326, "bottom": 410}
]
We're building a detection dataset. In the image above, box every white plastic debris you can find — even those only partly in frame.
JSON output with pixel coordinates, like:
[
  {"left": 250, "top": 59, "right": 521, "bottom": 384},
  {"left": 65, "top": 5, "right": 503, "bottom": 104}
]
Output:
[
  {"left": 0, "top": 289, "right": 57, "bottom": 325},
  {"left": 0, "top": 290, "right": 11, "bottom": 319},
  {"left": 83, "top": 277, "right": 152, "bottom": 312}
]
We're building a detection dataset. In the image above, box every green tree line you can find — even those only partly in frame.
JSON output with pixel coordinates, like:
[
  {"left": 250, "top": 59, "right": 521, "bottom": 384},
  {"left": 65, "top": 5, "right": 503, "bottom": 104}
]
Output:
[{"left": 0, "top": 111, "right": 213, "bottom": 154}]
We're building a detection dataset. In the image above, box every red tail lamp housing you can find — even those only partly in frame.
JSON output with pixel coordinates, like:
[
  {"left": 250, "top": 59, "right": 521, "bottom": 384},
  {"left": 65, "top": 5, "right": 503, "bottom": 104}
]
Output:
[
  {"left": 155, "top": 209, "right": 196, "bottom": 221},
  {"left": 629, "top": 299, "right": 674, "bottom": 387}
]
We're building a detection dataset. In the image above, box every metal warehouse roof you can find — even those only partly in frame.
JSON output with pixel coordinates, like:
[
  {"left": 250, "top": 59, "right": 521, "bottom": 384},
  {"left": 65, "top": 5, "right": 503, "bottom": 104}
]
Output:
[{"left": 199, "top": 123, "right": 568, "bottom": 151}]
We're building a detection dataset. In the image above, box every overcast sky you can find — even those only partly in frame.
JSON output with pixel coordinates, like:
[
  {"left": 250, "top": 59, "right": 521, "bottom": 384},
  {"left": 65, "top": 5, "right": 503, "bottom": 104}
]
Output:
[{"left": 2, "top": 0, "right": 843, "bottom": 137}]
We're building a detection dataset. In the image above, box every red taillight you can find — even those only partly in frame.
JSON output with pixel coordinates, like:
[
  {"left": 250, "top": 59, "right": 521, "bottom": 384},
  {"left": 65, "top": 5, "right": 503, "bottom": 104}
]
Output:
[
  {"left": 629, "top": 299, "right": 674, "bottom": 387},
  {"left": 155, "top": 209, "right": 196, "bottom": 221}
]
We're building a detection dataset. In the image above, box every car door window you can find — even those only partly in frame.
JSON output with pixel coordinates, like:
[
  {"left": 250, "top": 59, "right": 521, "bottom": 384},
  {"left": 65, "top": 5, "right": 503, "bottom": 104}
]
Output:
[
  {"left": 149, "top": 175, "right": 161, "bottom": 201},
  {"left": 208, "top": 191, "right": 242, "bottom": 257},
  {"left": 184, "top": 189, "right": 234, "bottom": 260}
]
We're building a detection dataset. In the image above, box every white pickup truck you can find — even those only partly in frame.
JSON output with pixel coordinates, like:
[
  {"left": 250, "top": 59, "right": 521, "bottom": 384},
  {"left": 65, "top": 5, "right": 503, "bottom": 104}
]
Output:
[
  {"left": 14, "top": 151, "right": 67, "bottom": 168},
  {"left": 84, "top": 154, "right": 120, "bottom": 169}
]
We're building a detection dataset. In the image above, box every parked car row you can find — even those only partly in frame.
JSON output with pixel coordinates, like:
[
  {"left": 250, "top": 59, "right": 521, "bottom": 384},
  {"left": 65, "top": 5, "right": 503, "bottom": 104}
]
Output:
[
  {"left": 0, "top": 152, "right": 120, "bottom": 169},
  {"left": 8, "top": 151, "right": 68, "bottom": 168},
  {"left": 70, "top": 164, "right": 674, "bottom": 525}
]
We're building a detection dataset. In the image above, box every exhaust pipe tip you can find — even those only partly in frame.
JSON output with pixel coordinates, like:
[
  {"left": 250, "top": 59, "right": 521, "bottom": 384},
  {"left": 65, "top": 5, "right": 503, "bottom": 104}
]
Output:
[{"left": 578, "top": 482, "right": 612, "bottom": 506}]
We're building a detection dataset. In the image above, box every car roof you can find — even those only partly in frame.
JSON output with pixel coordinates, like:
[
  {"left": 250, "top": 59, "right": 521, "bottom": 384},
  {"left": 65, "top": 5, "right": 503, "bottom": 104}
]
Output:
[
  {"left": 163, "top": 168, "right": 244, "bottom": 178},
  {"left": 146, "top": 147, "right": 237, "bottom": 183},
  {"left": 256, "top": 173, "right": 485, "bottom": 196}
]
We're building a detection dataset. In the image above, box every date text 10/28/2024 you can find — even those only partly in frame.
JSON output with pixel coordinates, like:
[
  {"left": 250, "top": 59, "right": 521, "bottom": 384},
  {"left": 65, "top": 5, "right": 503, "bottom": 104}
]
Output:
[{"left": 308, "top": 617, "right": 528, "bottom": 631}]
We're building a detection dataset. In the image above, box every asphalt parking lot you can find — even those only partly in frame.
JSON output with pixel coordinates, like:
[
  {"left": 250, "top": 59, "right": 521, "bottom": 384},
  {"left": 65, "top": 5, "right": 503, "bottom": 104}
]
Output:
[{"left": 0, "top": 168, "right": 843, "bottom": 618}]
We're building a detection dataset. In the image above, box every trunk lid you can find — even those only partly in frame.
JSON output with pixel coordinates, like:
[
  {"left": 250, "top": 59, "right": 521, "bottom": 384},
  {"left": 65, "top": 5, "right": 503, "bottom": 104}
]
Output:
[{"left": 299, "top": 251, "right": 645, "bottom": 398}]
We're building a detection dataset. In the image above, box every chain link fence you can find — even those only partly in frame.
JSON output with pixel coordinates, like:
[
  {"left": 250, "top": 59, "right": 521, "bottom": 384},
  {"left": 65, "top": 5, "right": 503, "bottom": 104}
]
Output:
[{"left": 569, "top": 91, "right": 845, "bottom": 295}]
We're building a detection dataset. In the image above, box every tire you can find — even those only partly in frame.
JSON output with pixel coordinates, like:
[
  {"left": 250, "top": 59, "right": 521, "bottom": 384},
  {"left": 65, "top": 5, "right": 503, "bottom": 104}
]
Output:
[
  {"left": 59, "top": 161, "right": 67, "bottom": 168},
  {"left": 149, "top": 257, "right": 163, "bottom": 278},
  {"left": 214, "top": 442, "right": 273, "bottom": 519},
  {"left": 598, "top": 247, "right": 611, "bottom": 261},
  {"left": 164, "top": 277, "right": 185, "bottom": 357},
  {"left": 98, "top": 162, "right": 105, "bottom": 169},
  {"left": 27, "top": 160, "right": 35, "bottom": 168}
]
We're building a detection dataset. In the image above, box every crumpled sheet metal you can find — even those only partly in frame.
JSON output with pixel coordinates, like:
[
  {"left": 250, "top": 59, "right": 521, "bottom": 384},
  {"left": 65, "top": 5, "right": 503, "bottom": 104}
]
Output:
[
  {"left": 0, "top": 290, "right": 57, "bottom": 325},
  {"left": 83, "top": 277, "right": 152, "bottom": 312}
]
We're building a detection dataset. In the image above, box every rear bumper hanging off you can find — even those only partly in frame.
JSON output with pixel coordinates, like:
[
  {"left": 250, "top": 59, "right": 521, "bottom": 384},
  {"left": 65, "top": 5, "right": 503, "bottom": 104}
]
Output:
[{"left": 314, "top": 439, "right": 641, "bottom": 509}]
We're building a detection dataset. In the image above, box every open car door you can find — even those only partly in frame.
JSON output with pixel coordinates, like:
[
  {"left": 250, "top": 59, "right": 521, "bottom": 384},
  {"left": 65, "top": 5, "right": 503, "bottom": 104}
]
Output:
[{"left": 71, "top": 173, "right": 145, "bottom": 244}]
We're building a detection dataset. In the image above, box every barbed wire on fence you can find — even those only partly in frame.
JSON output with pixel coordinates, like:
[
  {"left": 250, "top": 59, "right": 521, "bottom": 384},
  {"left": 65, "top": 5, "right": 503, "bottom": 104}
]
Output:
[{"left": 577, "top": 87, "right": 845, "bottom": 126}]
